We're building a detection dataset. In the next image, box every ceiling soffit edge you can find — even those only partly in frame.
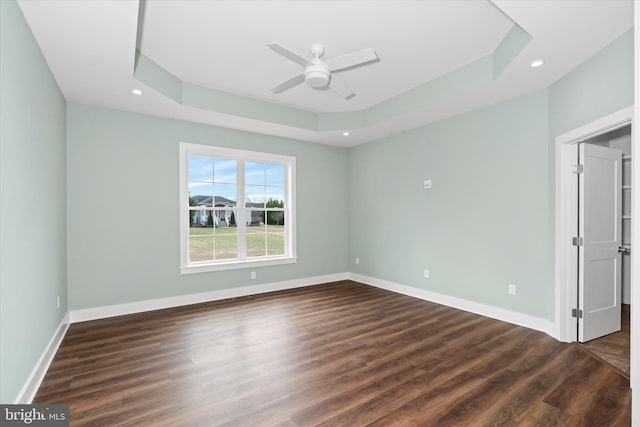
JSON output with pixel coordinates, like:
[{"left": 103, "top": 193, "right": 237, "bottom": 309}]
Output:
[{"left": 132, "top": 3, "right": 531, "bottom": 136}]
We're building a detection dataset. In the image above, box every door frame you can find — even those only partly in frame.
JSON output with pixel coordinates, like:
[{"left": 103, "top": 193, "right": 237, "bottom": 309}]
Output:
[{"left": 554, "top": 105, "right": 633, "bottom": 343}]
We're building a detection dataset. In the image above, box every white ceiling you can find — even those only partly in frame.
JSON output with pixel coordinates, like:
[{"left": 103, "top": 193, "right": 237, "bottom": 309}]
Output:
[
  {"left": 17, "top": 0, "right": 634, "bottom": 147},
  {"left": 139, "top": 1, "right": 513, "bottom": 113}
]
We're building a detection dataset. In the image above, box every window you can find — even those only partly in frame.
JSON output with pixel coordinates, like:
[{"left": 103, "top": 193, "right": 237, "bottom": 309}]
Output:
[{"left": 179, "top": 143, "right": 296, "bottom": 273}]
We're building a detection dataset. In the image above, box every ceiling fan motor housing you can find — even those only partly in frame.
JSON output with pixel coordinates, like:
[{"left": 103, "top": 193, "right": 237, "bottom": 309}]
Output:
[
  {"left": 268, "top": 42, "right": 376, "bottom": 97},
  {"left": 304, "top": 59, "right": 330, "bottom": 88}
]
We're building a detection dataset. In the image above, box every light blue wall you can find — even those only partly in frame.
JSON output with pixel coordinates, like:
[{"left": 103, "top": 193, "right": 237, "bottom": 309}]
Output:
[
  {"left": 349, "top": 90, "right": 553, "bottom": 319},
  {"left": 66, "top": 104, "right": 349, "bottom": 310},
  {"left": 0, "top": 1, "right": 67, "bottom": 402},
  {"left": 549, "top": 29, "right": 634, "bottom": 138},
  {"left": 348, "top": 29, "right": 634, "bottom": 322},
  {"left": 546, "top": 28, "right": 634, "bottom": 306}
]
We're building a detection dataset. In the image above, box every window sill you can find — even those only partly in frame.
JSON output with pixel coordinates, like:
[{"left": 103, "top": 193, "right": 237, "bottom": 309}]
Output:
[{"left": 180, "top": 256, "right": 297, "bottom": 274}]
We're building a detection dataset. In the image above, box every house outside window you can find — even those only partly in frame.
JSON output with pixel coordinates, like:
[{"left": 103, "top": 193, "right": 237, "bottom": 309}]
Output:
[{"left": 179, "top": 142, "right": 296, "bottom": 273}]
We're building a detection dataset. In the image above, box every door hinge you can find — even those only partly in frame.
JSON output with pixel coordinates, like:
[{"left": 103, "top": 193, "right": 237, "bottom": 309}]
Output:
[
  {"left": 572, "top": 164, "right": 584, "bottom": 174},
  {"left": 571, "top": 308, "right": 583, "bottom": 319},
  {"left": 572, "top": 236, "right": 584, "bottom": 246}
]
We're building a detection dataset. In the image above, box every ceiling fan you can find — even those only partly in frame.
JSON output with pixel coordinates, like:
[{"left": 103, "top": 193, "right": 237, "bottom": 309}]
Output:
[{"left": 267, "top": 43, "right": 379, "bottom": 99}]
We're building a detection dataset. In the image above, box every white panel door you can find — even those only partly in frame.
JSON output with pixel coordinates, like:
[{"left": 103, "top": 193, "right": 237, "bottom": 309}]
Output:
[{"left": 578, "top": 143, "right": 622, "bottom": 342}]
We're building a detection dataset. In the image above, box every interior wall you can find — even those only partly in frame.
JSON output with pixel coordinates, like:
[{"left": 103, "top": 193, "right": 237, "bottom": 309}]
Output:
[
  {"left": 348, "top": 28, "right": 634, "bottom": 324},
  {"left": 349, "top": 90, "right": 553, "bottom": 319},
  {"left": 548, "top": 29, "right": 634, "bottom": 139},
  {"left": 0, "top": 1, "right": 67, "bottom": 403},
  {"left": 547, "top": 28, "right": 633, "bottom": 336},
  {"left": 583, "top": 125, "right": 632, "bottom": 304},
  {"left": 66, "top": 104, "right": 349, "bottom": 310},
  {"left": 548, "top": 28, "right": 634, "bottom": 239},
  {"left": 548, "top": 28, "right": 633, "bottom": 266}
]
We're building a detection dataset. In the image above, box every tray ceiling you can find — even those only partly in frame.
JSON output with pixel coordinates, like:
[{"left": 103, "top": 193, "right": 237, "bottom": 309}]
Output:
[{"left": 17, "top": 0, "right": 633, "bottom": 147}]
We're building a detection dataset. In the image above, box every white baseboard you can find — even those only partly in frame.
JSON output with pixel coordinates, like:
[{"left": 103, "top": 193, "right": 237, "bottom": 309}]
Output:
[
  {"left": 69, "top": 271, "right": 557, "bottom": 334},
  {"left": 14, "top": 312, "right": 70, "bottom": 404},
  {"left": 69, "top": 272, "right": 349, "bottom": 323},
  {"left": 348, "top": 273, "right": 557, "bottom": 338},
  {"left": 19, "top": 272, "right": 558, "bottom": 404}
]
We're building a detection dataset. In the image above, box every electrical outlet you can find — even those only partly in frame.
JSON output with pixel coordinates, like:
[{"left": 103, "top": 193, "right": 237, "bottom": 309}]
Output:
[
  {"left": 508, "top": 284, "right": 516, "bottom": 295},
  {"left": 356, "top": 257, "right": 360, "bottom": 265},
  {"left": 251, "top": 271, "right": 256, "bottom": 280},
  {"left": 424, "top": 269, "right": 430, "bottom": 279}
]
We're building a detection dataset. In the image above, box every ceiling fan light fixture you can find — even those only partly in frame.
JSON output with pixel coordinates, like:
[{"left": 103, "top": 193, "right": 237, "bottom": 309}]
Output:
[
  {"left": 304, "top": 69, "right": 330, "bottom": 88},
  {"left": 304, "top": 61, "right": 330, "bottom": 88}
]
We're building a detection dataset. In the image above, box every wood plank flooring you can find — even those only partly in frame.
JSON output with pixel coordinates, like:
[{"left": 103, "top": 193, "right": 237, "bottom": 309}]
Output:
[
  {"left": 35, "top": 281, "right": 631, "bottom": 426},
  {"left": 581, "top": 304, "right": 630, "bottom": 378}
]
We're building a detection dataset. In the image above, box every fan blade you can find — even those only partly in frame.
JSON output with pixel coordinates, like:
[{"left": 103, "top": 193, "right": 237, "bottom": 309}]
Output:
[
  {"left": 271, "top": 73, "right": 305, "bottom": 94},
  {"left": 328, "top": 76, "right": 355, "bottom": 99},
  {"left": 326, "top": 48, "right": 379, "bottom": 72},
  {"left": 267, "top": 43, "right": 313, "bottom": 67}
]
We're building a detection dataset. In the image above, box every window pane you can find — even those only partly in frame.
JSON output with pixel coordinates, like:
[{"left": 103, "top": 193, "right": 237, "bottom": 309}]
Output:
[
  {"left": 189, "top": 221, "right": 214, "bottom": 235},
  {"left": 265, "top": 163, "right": 284, "bottom": 187},
  {"left": 189, "top": 183, "right": 213, "bottom": 209},
  {"left": 246, "top": 233, "right": 266, "bottom": 257},
  {"left": 266, "top": 186, "right": 284, "bottom": 200},
  {"left": 245, "top": 162, "right": 265, "bottom": 185},
  {"left": 207, "top": 209, "right": 233, "bottom": 228},
  {"left": 190, "top": 235, "right": 213, "bottom": 262},
  {"left": 188, "top": 208, "right": 198, "bottom": 227},
  {"left": 246, "top": 210, "right": 265, "bottom": 230},
  {"left": 189, "top": 209, "right": 215, "bottom": 227},
  {"left": 191, "top": 210, "right": 215, "bottom": 228},
  {"left": 189, "top": 226, "right": 213, "bottom": 237},
  {"left": 214, "top": 158, "right": 236, "bottom": 184},
  {"left": 214, "top": 183, "right": 237, "bottom": 205},
  {"left": 220, "top": 209, "right": 237, "bottom": 227},
  {"left": 189, "top": 155, "right": 213, "bottom": 182},
  {"left": 265, "top": 190, "right": 284, "bottom": 210},
  {"left": 267, "top": 233, "right": 285, "bottom": 256},
  {"left": 266, "top": 214, "right": 285, "bottom": 229},
  {"left": 215, "top": 234, "right": 237, "bottom": 260},
  {"left": 266, "top": 210, "right": 285, "bottom": 226},
  {"left": 245, "top": 184, "right": 265, "bottom": 208}
]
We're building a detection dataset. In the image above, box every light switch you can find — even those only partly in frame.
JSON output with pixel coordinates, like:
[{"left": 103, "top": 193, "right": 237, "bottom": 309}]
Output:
[{"left": 424, "top": 180, "right": 432, "bottom": 189}]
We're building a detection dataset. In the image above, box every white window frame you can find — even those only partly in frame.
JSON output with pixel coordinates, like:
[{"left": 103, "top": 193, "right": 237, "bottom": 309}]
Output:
[{"left": 179, "top": 142, "right": 297, "bottom": 274}]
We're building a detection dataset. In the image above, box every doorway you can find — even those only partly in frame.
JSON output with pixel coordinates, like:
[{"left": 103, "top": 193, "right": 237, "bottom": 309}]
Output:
[
  {"left": 554, "top": 106, "right": 633, "bottom": 370},
  {"left": 578, "top": 126, "right": 631, "bottom": 376}
]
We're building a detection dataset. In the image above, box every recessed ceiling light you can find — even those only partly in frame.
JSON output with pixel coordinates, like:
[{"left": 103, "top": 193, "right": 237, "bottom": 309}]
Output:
[
  {"left": 530, "top": 60, "right": 544, "bottom": 68},
  {"left": 343, "top": 132, "right": 350, "bottom": 136},
  {"left": 131, "top": 89, "right": 143, "bottom": 95}
]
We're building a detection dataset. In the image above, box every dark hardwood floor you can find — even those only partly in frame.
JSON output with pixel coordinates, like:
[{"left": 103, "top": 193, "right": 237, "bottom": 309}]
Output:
[
  {"left": 35, "top": 281, "right": 631, "bottom": 426},
  {"left": 581, "top": 304, "right": 630, "bottom": 378}
]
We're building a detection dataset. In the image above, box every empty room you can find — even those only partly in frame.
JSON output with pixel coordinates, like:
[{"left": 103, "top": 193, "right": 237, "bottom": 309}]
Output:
[{"left": 1, "top": 0, "right": 638, "bottom": 425}]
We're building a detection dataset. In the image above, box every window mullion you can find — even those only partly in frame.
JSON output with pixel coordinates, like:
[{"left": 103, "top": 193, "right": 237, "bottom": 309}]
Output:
[
  {"left": 237, "top": 160, "right": 246, "bottom": 259},
  {"left": 285, "top": 161, "right": 292, "bottom": 258},
  {"left": 212, "top": 160, "right": 217, "bottom": 261},
  {"left": 181, "top": 150, "right": 190, "bottom": 266}
]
